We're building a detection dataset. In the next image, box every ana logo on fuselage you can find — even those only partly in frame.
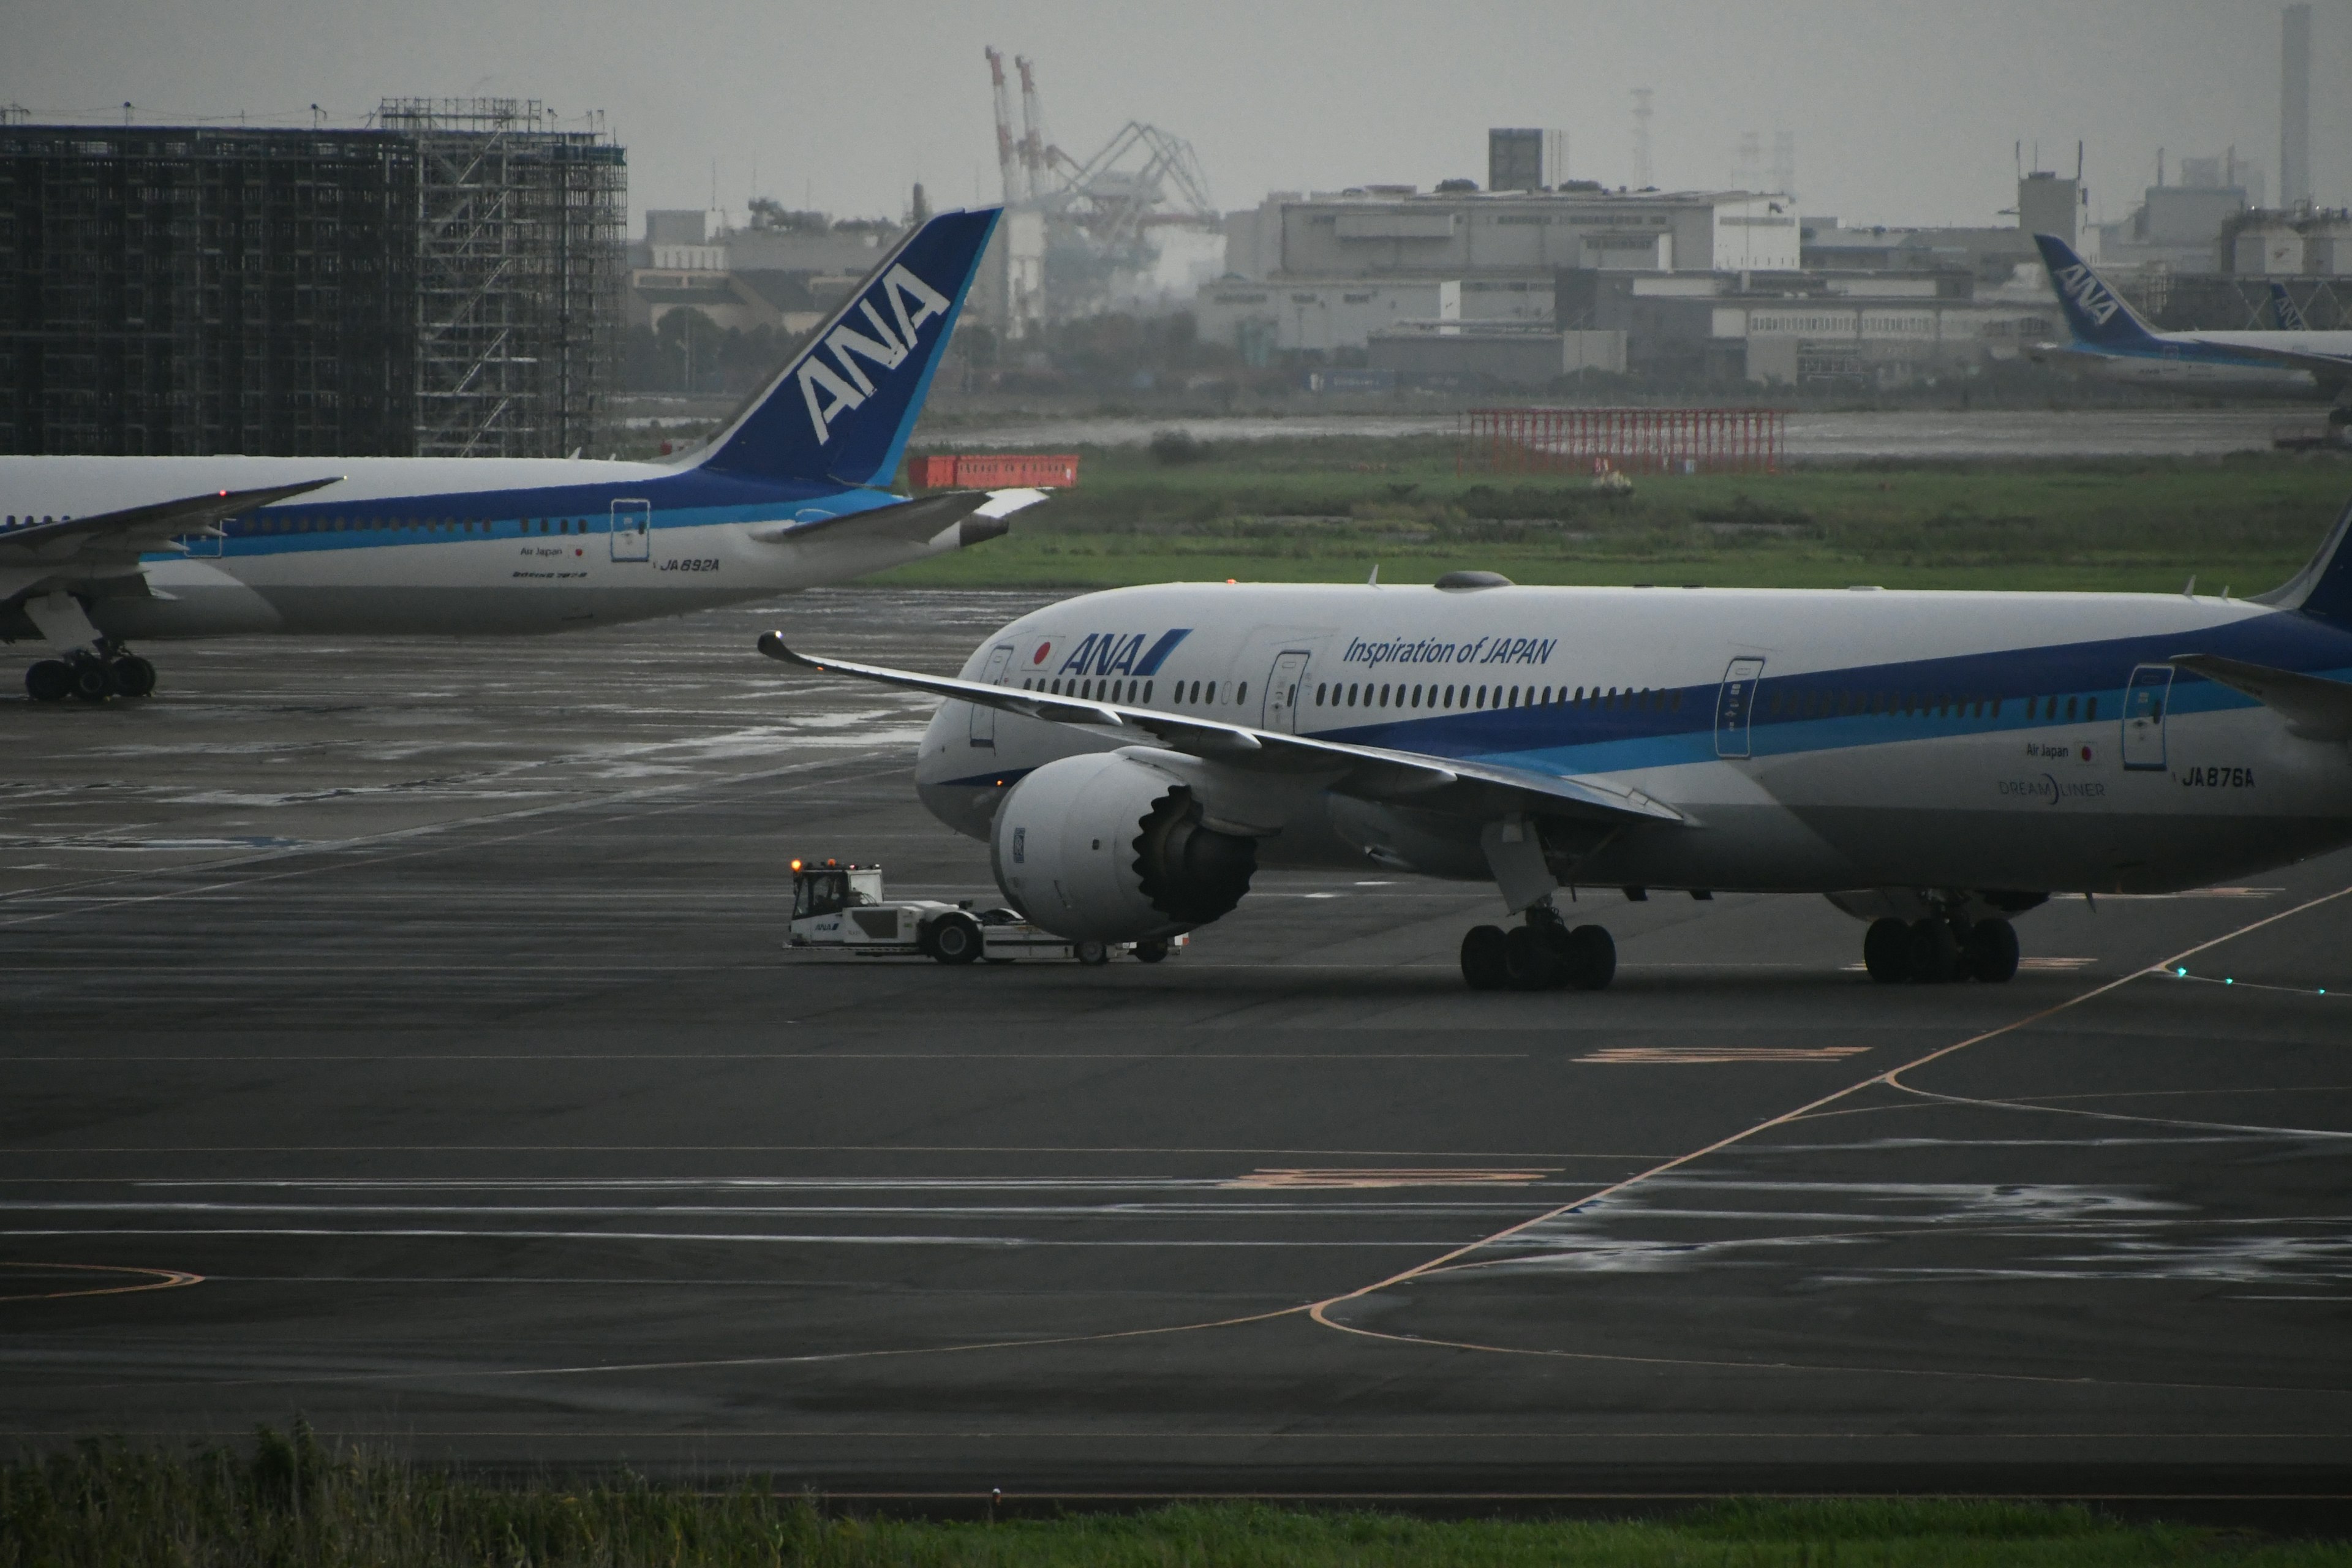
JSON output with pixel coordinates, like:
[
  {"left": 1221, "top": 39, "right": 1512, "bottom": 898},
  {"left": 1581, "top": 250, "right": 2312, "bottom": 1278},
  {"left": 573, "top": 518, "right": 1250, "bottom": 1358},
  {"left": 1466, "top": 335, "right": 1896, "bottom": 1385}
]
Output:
[
  {"left": 2054, "top": 263, "right": 2122, "bottom": 328},
  {"left": 1057, "top": 629, "right": 1191, "bottom": 679},
  {"left": 797, "top": 264, "right": 954, "bottom": 443}
]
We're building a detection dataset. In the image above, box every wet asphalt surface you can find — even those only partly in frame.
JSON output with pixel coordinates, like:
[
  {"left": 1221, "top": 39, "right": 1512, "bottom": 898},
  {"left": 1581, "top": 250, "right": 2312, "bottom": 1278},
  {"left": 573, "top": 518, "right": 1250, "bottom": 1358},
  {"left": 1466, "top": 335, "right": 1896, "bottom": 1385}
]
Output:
[{"left": 3, "top": 589, "right": 2350, "bottom": 1503}]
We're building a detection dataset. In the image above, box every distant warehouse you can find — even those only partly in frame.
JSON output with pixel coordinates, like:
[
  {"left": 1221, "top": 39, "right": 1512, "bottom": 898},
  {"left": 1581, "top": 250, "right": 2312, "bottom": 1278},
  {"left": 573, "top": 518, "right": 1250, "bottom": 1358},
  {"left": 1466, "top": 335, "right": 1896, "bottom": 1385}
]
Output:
[{"left": 0, "top": 99, "right": 624, "bottom": 458}]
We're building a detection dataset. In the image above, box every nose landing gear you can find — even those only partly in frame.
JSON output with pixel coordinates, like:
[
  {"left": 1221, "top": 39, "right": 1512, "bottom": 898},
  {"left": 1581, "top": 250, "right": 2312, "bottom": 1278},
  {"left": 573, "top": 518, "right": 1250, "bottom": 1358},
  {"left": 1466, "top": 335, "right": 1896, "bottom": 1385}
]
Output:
[{"left": 1461, "top": 904, "right": 1616, "bottom": 992}]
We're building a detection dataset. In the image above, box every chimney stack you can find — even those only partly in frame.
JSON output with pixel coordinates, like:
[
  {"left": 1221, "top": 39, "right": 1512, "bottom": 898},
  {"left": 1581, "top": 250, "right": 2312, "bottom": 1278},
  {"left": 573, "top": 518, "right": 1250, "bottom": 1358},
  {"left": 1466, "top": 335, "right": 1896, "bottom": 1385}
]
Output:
[{"left": 2282, "top": 3, "right": 2312, "bottom": 209}]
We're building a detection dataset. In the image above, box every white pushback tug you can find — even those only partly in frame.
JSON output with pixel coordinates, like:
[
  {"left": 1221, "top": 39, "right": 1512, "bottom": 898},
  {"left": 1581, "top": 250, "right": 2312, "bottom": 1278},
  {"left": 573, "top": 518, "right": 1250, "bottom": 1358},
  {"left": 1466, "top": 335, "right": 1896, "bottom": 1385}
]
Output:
[{"left": 785, "top": 858, "right": 1182, "bottom": 967}]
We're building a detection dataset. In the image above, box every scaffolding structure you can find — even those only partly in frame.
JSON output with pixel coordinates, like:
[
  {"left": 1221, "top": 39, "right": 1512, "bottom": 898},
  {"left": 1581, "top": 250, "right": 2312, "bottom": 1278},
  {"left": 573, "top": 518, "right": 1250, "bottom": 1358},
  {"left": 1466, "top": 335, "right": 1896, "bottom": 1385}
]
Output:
[
  {"left": 0, "top": 126, "right": 418, "bottom": 455},
  {"left": 379, "top": 99, "right": 624, "bottom": 458},
  {"left": 1460, "top": 407, "right": 1784, "bottom": 477},
  {"left": 0, "top": 106, "right": 623, "bottom": 458}
]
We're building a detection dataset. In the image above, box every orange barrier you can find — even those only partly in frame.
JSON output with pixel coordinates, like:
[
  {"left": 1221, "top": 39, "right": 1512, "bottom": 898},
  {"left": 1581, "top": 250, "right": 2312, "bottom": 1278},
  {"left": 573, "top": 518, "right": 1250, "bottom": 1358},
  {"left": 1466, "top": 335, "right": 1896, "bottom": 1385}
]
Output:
[
  {"left": 1458, "top": 408, "right": 1783, "bottom": 477},
  {"left": 910, "top": 453, "right": 1080, "bottom": 489}
]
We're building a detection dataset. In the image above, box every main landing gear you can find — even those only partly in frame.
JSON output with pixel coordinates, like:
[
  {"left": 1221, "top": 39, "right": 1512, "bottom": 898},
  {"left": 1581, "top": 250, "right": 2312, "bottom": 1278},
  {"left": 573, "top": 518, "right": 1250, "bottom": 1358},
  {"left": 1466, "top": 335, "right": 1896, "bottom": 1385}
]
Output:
[
  {"left": 1461, "top": 903, "right": 1615, "bottom": 992},
  {"left": 24, "top": 646, "right": 156, "bottom": 704},
  {"left": 1863, "top": 914, "right": 2019, "bottom": 985}
]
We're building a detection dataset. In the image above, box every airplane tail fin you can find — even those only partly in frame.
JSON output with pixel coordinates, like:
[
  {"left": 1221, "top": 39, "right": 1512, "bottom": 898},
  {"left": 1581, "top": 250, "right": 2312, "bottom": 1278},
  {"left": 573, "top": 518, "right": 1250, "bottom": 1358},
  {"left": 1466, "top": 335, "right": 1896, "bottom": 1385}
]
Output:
[
  {"left": 692, "top": 207, "right": 1001, "bottom": 489},
  {"left": 2032, "top": 233, "right": 2160, "bottom": 349},
  {"left": 2255, "top": 492, "right": 2352, "bottom": 625},
  {"left": 2271, "top": 282, "right": 2312, "bottom": 332}
]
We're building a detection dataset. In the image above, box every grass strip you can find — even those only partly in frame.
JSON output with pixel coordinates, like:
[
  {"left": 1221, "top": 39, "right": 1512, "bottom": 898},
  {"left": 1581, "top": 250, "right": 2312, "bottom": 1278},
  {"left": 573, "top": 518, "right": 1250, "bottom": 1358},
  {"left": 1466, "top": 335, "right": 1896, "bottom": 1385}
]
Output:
[
  {"left": 4, "top": 1427, "right": 2344, "bottom": 1566},
  {"left": 876, "top": 442, "right": 2352, "bottom": 594}
]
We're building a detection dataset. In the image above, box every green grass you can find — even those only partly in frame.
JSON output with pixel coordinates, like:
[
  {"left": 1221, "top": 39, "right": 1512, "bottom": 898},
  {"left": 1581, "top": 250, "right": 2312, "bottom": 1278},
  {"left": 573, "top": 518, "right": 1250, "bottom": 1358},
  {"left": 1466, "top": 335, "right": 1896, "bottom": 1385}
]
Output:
[
  {"left": 875, "top": 437, "right": 2352, "bottom": 595},
  {"left": 6, "top": 1430, "right": 2346, "bottom": 1567}
]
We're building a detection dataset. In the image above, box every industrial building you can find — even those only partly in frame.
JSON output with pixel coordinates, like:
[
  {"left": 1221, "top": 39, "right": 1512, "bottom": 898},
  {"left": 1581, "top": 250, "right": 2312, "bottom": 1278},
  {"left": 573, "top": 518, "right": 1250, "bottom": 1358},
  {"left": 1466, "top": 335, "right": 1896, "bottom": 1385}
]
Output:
[
  {"left": 0, "top": 100, "right": 624, "bottom": 458},
  {"left": 626, "top": 206, "right": 896, "bottom": 341},
  {"left": 1206, "top": 150, "right": 2082, "bottom": 389}
]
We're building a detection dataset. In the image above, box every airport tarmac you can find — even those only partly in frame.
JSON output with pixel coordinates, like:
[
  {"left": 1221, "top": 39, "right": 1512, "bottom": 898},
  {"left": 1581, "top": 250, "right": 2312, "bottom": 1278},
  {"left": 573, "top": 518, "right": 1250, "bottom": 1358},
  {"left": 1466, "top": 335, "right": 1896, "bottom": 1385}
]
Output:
[{"left": 4, "top": 589, "right": 2350, "bottom": 1502}]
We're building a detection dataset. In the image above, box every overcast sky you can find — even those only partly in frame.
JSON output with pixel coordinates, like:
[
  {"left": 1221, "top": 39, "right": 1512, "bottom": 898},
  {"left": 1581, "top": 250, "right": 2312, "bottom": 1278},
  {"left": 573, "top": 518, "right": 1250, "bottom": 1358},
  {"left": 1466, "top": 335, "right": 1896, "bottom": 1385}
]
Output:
[{"left": 8, "top": 0, "right": 2344, "bottom": 234}]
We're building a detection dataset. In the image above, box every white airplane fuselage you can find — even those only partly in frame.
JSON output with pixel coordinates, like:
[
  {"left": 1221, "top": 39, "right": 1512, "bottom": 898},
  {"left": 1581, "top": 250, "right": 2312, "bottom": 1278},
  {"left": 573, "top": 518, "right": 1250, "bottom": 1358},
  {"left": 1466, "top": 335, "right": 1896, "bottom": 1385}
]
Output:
[
  {"left": 0, "top": 453, "right": 967, "bottom": 641},
  {"left": 914, "top": 580, "right": 2352, "bottom": 898}
]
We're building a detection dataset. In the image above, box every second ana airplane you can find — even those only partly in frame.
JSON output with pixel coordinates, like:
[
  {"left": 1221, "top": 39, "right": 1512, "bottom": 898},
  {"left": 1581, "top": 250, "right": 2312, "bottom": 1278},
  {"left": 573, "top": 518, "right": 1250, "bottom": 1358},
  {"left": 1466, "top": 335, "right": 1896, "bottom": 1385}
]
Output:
[
  {"left": 0, "top": 207, "right": 1020, "bottom": 703},
  {"left": 764, "top": 500, "right": 2352, "bottom": 990},
  {"left": 2032, "top": 232, "right": 2352, "bottom": 398}
]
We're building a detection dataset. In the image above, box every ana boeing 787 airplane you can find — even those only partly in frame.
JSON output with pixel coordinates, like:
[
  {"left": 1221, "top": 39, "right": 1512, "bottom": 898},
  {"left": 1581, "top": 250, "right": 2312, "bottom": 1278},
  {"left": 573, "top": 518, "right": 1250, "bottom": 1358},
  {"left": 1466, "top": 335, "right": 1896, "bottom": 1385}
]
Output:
[
  {"left": 2030, "top": 232, "right": 2352, "bottom": 399},
  {"left": 762, "top": 500, "right": 2352, "bottom": 990},
  {"left": 1, "top": 206, "right": 1025, "bottom": 703}
]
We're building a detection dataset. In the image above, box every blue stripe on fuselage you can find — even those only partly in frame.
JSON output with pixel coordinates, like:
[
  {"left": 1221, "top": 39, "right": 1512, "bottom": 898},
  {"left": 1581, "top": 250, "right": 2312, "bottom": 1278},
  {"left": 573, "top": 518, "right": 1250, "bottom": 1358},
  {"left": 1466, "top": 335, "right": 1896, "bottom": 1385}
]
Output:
[
  {"left": 154, "top": 469, "right": 902, "bottom": 559},
  {"left": 2084, "top": 339, "right": 2317, "bottom": 372},
  {"left": 1294, "top": 608, "right": 2352, "bottom": 775}
]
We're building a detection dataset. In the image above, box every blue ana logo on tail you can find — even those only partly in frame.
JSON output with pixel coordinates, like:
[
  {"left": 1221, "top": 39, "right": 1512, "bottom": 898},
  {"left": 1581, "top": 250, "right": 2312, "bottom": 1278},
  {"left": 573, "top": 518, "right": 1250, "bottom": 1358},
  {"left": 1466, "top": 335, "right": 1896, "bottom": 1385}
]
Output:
[
  {"left": 697, "top": 207, "right": 1000, "bottom": 489},
  {"left": 797, "top": 265, "right": 952, "bottom": 443},
  {"left": 2032, "top": 233, "right": 2152, "bottom": 349},
  {"left": 2053, "top": 263, "right": 2122, "bottom": 327}
]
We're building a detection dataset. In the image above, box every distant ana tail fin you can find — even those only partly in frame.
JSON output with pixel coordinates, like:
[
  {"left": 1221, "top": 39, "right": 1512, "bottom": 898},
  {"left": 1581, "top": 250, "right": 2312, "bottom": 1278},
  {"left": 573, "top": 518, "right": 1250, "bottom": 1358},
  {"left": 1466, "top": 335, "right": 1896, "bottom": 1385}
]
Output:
[
  {"left": 692, "top": 207, "right": 1001, "bottom": 489},
  {"left": 2271, "top": 282, "right": 2312, "bottom": 332},
  {"left": 2032, "top": 233, "right": 2160, "bottom": 349}
]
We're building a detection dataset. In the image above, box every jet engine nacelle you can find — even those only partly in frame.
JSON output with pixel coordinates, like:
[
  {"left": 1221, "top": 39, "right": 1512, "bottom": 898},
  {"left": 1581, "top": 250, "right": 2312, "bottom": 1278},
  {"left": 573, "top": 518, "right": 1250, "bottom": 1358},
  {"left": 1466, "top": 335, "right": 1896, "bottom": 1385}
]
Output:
[{"left": 989, "top": 752, "right": 1257, "bottom": 943}]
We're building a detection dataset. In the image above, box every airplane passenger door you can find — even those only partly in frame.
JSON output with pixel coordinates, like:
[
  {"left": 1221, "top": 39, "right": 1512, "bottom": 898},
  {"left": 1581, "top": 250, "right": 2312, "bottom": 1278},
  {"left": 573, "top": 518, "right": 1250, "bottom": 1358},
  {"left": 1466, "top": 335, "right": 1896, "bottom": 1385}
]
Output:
[
  {"left": 1715, "top": 656, "right": 1766, "bottom": 759},
  {"left": 1261, "top": 650, "right": 1311, "bottom": 733},
  {"left": 2122, "top": 663, "right": 2174, "bottom": 771},
  {"left": 969, "top": 643, "right": 1015, "bottom": 746},
  {"left": 609, "top": 498, "right": 651, "bottom": 562}
]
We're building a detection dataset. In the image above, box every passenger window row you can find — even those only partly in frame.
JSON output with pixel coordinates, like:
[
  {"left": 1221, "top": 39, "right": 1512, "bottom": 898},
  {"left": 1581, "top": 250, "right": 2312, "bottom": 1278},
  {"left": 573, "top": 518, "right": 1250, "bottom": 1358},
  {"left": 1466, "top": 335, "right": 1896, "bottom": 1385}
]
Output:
[
  {"left": 1765, "top": 690, "right": 2097, "bottom": 723},
  {"left": 1017, "top": 676, "right": 1263, "bottom": 709},
  {"left": 235, "top": 516, "right": 590, "bottom": 535},
  {"left": 1314, "top": 680, "right": 1685, "bottom": 715}
]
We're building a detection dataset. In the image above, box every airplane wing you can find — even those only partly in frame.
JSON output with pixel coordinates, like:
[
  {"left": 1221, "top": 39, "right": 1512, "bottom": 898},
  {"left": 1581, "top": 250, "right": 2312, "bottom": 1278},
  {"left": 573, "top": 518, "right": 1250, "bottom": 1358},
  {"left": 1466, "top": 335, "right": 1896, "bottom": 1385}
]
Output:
[
  {"left": 2170, "top": 653, "right": 2352, "bottom": 742},
  {"left": 0, "top": 477, "right": 343, "bottom": 587},
  {"left": 753, "top": 488, "right": 1046, "bottom": 549},
  {"left": 757, "top": 633, "right": 1686, "bottom": 827}
]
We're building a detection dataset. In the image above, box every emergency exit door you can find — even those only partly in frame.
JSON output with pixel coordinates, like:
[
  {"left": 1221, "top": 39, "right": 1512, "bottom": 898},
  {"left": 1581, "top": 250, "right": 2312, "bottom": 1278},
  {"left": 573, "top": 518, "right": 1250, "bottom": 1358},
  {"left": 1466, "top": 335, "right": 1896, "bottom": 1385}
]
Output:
[
  {"left": 1261, "top": 651, "right": 1311, "bottom": 733},
  {"left": 1716, "top": 657, "right": 1766, "bottom": 758},
  {"left": 970, "top": 644, "right": 1014, "bottom": 745},
  {"left": 609, "top": 499, "right": 650, "bottom": 562}
]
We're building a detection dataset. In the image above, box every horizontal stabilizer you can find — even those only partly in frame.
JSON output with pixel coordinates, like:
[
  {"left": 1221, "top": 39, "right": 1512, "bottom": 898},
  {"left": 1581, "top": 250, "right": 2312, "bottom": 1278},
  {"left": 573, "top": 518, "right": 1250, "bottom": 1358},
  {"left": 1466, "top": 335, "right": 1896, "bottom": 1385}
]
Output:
[
  {"left": 2171, "top": 653, "right": 2352, "bottom": 742},
  {"left": 757, "top": 634, "right": 1686, "bottom": 827},
  {"left": 752, "top": 488, "right": 1044, "bottom": 549}
]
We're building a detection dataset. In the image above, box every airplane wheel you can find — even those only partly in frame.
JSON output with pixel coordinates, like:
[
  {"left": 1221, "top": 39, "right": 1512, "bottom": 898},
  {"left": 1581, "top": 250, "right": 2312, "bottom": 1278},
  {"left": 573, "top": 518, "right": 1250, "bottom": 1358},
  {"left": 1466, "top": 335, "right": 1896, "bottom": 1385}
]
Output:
[
  {"left": 1133, "top": 937, "right": 1169, "bottom": 963},
  {"left": 25, "top": 660, "right": 70, "bottom": 703},
  {"left": 1906, "top": 918, "right": 1961, "bottom": 984},
  {"left": 1564, "top": 924, "right": 1616, "bottom": 992},
  {"left": 1074, "top": 939, "right": 1110, "bottom": 967},
  {"left": 69, "top": 661, "right": 115, "bottom": 702},
  {"left": 1863, "top": 918, "right": 1910, "bottom": 984},
  {"left": 113, "top": 656, "right": 156, "bottom": 698},
  {"left": 928, "top": 914, "right": 982, "bottom": 965},
  {"left": 1966, "top": 918, "right": 2020, "bottom": 984},
  {"left": 1502, "top": 924, "right": 1564, "bottom": 990},
  {"left": 1460, "top": 925, "right": 1509, "bottom": 990}
]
